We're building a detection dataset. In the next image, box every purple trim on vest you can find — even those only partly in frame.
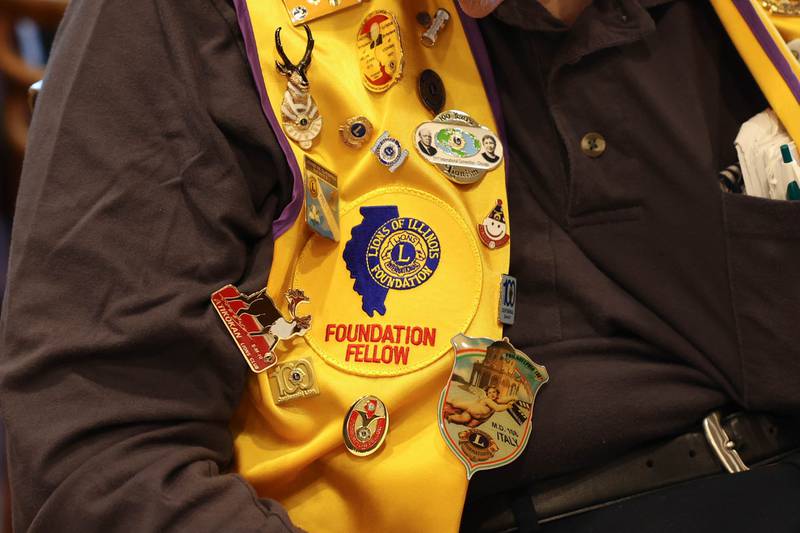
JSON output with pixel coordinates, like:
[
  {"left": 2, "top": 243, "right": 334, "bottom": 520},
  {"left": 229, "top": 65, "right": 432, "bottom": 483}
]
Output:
[
  {"left": 733, "top": 0, "right": 800, "bottom": 103},
  {"left": 456, "top": 5, "right": 507, "bottom": 149},
  {"left": 233, "top": 0, "right": 304, "bottom": 239}
]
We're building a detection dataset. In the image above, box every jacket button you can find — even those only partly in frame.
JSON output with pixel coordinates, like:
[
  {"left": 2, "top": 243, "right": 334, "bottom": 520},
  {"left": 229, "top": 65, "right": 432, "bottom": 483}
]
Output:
[{"left": 581, "top": 132, "right": 606, "bottom": 158}]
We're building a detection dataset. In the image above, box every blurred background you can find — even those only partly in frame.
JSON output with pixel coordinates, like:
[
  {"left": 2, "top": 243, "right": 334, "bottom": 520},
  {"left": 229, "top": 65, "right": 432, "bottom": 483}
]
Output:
[{"left": 1, "top": 1, "right": 68, "bottom": 530}]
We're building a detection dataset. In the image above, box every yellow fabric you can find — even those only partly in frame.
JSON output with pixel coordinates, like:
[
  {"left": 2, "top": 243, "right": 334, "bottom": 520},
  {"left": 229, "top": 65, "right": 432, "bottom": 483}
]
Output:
[
  {"left": 711, "top": 0, "right": 800, "bottom": 146},
  {"left": 232, "top": 2, "right": 509, "bottom": 532},
  {"left": 771, "top": 13, "right": 800, "bottom": 42}
]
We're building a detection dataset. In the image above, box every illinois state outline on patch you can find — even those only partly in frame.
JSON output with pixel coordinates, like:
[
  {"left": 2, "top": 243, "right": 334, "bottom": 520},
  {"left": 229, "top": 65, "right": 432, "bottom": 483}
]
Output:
[{"left": 343, "top": 205, "right": 440, "bottom": 317}]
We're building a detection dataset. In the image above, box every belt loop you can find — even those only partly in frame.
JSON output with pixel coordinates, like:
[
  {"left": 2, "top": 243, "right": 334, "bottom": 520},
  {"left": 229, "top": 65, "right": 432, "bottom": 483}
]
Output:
[
  {"left": 508, "top": 486, "right": 540, "bottom": 533},
  {"left": 703, "top": 411, "right": 749, "bottom": 473}
]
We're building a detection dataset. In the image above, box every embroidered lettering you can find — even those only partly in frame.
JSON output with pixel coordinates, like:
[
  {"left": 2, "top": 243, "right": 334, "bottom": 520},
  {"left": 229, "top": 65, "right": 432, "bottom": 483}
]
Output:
[
  {"left": 330, "top": 323, "right": 435, "bottom": 366},
  {"left": 343, "top": 206, "right": 441, "bottom": 317}
]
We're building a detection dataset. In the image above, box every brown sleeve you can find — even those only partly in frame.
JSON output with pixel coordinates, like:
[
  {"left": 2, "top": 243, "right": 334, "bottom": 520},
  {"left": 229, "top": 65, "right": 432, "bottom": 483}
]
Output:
[{"left": 0, "top": 0, "right": 300, "bottom": 530}]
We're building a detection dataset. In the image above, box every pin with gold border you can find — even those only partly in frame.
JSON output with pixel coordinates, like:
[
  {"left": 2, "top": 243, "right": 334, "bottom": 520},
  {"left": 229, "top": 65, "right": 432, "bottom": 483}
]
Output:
[
  {"left": 343, "top": 395, "right": 389, "bottom": 456},
  {"left": 357, "top": 10, "right": 404, "bottom": 93},
  {"left": 339, "top": 116, "right": 374, "bottom": 149}
]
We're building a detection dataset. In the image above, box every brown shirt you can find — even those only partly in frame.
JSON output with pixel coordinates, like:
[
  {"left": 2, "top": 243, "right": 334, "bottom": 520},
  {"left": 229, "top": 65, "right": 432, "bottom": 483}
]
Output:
[
  {"left": 472, "top": 0, "right": 787, "bottom": 496},
  {"left": 1, "top": 0, "right": 797, "bottom": 531}
]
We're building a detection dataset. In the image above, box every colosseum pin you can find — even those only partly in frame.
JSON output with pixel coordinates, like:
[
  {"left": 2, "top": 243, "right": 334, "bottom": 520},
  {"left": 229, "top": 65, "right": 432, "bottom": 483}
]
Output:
[
  {"left": 343, "top": 395, "right": 389, "bottom": 456},
  {"left": 439, "top": 334, "right": 548, "bottom": 478}
]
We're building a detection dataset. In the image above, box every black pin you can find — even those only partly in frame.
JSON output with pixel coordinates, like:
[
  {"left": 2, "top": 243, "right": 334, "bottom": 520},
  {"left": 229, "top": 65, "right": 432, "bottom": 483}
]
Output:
[
  {"left": 418, "top": 69, "right": 446, "bottom": 115},
  {"left": 416, "top": 11, "right": 432, "bottom": 27}
]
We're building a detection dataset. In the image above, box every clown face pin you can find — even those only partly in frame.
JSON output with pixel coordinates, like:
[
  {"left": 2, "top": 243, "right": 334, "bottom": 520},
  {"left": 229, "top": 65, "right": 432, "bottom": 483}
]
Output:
[{"left": 477, "top": 200, "right": 510, "bottom": 249}]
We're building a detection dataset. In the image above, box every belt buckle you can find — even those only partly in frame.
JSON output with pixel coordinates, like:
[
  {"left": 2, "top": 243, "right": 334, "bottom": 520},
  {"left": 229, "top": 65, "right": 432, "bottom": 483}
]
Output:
[{"left": 702, "top": 411, "right": 749, "bottom": 473}]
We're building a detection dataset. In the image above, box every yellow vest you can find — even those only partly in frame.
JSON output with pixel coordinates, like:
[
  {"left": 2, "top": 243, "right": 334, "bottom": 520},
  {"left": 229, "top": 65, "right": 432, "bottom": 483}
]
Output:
[
  {"left": 712, "top": 0, "right": 800, "bottom": 145},
  {"left": 228, "top": 2, "right": 799, "bottom": 532},
  {"left": 232, "top": 1, "right": 508, "bottom": 531}
]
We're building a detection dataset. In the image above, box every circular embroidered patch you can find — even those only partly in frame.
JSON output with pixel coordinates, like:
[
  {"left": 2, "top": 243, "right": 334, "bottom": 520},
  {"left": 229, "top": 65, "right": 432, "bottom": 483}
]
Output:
[
  {"left": 366, "top": 217, "right": 440, "bottom": 290},
  {"left": 293, "top": 187, "right": 482, "bottom": 377}
]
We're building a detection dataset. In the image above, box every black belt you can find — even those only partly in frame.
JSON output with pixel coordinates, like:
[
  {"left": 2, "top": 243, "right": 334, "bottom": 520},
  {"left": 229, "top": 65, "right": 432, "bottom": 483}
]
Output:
[{"left": 461, "top": 411, "right": 800, "bottom": 532}]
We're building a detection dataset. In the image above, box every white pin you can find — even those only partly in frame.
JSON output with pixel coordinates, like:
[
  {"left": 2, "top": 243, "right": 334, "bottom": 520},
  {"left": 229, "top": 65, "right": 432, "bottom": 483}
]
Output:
[
  {"left": 371, "top": 131, "right": 409, "bottom": 172},
  {"left": 275, "top": 25, "right": 322, "bottom": 150},
  {"left": 421, "top": 8, "right": 451, "bottom": 47}
]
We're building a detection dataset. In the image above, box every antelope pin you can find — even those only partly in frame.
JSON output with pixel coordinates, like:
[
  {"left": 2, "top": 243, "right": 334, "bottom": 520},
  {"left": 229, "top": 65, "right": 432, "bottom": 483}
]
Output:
[{"left": 275, "top": 25, "right": 322, "bottom": 150}]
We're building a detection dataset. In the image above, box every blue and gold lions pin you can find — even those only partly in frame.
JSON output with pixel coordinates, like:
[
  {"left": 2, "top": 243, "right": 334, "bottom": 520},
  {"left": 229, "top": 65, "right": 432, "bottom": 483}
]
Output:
[{"left": 371, "top": 131, "right": 409, "bottom": 172}]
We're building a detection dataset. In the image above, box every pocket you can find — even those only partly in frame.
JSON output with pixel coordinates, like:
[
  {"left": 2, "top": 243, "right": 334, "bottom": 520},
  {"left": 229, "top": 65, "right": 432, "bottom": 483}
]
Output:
[{"left": 722, "top": 192, "right": 800, "bottom": 409}]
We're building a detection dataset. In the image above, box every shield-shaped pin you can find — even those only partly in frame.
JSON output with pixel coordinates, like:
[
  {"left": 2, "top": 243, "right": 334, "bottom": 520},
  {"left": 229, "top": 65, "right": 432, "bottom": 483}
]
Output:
[{"left": 438, "top": 334, "right": 548, "bottom": 478}]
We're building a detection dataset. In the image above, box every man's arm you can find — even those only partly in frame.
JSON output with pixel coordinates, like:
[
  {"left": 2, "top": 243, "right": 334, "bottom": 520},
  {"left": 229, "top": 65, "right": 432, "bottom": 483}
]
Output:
[{"left": 0, "top": 0, "right": 298, "bottom": 530}]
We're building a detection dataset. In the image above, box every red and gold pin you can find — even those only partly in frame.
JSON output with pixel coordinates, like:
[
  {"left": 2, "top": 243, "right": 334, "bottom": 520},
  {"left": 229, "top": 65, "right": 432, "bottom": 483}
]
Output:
[
  {"left": 343, "top": 395, "right": 389, "bottom": 456},
  {"left": 211, "top": 286, "right": 311, "bottom": 373},
  {"left": 357, "top": 10, "right": 404, "bottom": 93}
]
